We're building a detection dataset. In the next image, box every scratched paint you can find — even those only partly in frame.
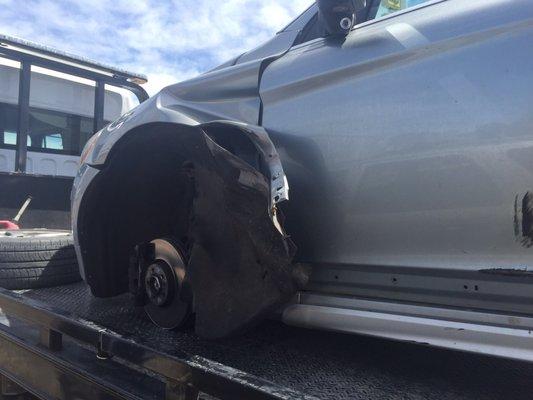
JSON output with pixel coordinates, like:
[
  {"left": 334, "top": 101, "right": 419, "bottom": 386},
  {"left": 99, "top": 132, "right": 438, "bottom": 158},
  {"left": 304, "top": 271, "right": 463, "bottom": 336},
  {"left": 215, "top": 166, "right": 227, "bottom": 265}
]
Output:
[{"left": 514, "top": 192, "right": 533, "bottom": 248}]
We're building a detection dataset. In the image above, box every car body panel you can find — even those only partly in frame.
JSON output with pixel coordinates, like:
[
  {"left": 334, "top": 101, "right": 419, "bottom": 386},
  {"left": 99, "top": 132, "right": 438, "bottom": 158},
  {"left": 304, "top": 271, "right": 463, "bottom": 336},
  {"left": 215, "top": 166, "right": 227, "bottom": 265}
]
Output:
[
  {"left": 71, "top": 163, "right": 98, "bottom": 280},
  {"left": 260, "top": 0, "right": 533, "bottom": 280},
  {"left": 85, "top": 24, "right": 306, "bottom": 168},
  {"left": 87, "top": 59, "right": 265, "bottom": 167},
  {"left": 71, "top": 24, "right": 304, "bottom": 336},
  {"left": 73, "top": 0, "right": 533, "bottom": 352},
  {"left": 282, "top": 299, "right": 533, "bottom": 363}
]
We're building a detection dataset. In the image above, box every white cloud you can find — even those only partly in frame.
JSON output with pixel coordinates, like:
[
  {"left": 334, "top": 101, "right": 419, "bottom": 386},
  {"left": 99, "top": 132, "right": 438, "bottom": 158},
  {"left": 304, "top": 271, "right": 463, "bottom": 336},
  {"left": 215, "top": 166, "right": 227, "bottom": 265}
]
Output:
[{"left": 0, "top": 0, "right": 313, "bottom": 95}]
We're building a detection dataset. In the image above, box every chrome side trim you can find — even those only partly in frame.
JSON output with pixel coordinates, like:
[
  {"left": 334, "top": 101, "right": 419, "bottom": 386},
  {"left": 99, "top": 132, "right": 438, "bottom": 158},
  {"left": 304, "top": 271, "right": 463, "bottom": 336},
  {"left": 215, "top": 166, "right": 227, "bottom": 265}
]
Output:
[{"left": 282, "top": 303, "right": 533, "bottom": 362}]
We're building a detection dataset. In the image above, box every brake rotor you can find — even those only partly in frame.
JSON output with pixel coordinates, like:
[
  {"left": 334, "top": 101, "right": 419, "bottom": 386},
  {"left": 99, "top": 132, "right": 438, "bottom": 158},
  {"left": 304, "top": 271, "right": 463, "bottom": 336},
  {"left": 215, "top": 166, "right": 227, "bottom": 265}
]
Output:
[{"left": 143, "top": 238, "right": 191, "bottom": 329}]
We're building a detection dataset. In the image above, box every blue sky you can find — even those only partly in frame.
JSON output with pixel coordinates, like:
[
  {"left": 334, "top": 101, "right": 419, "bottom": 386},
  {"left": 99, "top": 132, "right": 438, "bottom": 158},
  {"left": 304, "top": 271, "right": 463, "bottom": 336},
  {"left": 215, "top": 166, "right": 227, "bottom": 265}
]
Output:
[{"left": 0, "top": 0, "right": 313, "bottom": 94}]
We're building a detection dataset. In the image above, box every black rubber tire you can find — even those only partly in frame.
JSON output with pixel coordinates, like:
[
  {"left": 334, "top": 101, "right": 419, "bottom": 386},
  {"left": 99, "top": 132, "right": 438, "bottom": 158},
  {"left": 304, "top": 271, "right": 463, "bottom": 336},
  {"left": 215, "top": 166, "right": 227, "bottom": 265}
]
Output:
[{"left": 0, "top": 231, "right": 82, "bottom": 290}]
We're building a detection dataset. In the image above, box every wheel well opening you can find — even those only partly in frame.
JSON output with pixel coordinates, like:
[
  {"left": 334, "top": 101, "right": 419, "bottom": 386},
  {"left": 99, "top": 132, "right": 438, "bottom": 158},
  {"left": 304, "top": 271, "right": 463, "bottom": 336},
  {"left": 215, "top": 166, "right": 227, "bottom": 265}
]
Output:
[
  {"left": 78, "top": 124, "right": 195, "bottom": 297},
  {"left": 203, "top": 124, "right": 262, "bottom": 171},
  {"left": 78, "top": 123, "right": 266, "bottom": 297}
]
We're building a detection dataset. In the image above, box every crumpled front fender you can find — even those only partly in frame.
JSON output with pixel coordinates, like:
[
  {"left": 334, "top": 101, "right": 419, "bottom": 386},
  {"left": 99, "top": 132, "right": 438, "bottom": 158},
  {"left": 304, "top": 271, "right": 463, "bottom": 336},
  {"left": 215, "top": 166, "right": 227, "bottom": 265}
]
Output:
[
  {"left": 74, "top": 117, "right": 306, "bottom": 338},
  {"left": 183, "top": 125, "right": 301, "bottom": 338}
]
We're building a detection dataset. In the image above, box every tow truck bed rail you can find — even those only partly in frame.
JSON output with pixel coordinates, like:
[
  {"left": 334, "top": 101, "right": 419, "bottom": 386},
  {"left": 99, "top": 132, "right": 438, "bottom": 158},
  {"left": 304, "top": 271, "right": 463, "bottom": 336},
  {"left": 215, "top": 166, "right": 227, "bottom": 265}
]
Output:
[
  {"left": 0, "top": 283, "right": 532, "bottom": 400},
  {"left": 0, "top": 285, "right": 310, "bottom": 400}
]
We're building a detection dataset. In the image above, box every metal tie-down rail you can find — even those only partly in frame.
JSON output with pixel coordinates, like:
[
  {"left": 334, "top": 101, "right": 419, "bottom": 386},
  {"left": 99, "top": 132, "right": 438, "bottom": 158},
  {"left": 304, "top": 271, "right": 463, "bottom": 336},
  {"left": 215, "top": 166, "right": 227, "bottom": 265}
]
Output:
[{"left": 0, "top": 287, "right": 315, "bottom": 400}]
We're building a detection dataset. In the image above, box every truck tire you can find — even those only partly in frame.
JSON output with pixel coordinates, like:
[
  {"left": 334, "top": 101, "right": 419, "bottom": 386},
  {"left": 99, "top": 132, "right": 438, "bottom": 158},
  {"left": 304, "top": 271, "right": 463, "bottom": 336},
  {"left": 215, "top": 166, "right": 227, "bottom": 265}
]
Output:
[{"left": 0, "top": 230, "right": 81, "bottom": 290}]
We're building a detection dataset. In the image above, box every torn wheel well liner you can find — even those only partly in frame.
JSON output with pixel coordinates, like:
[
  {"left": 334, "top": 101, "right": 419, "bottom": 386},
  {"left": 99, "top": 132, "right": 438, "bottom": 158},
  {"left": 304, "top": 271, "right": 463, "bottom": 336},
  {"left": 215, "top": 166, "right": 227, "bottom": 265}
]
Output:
[{"left": 77, "top": 121, "right": 299, "bottom": 338}]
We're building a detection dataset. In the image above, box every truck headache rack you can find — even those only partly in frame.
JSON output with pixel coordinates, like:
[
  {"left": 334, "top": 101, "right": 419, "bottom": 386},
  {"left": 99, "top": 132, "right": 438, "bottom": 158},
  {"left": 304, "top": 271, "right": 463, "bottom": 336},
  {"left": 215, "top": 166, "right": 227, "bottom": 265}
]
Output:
[
  {"left": 0, "top": 33, "right": 149, "bottom": 174},
  {"left": 0, "top": 34, "right": 148, "bottom": 86},
  {"left": 0, "top": 286, "right": 312, "bottom": 400}
]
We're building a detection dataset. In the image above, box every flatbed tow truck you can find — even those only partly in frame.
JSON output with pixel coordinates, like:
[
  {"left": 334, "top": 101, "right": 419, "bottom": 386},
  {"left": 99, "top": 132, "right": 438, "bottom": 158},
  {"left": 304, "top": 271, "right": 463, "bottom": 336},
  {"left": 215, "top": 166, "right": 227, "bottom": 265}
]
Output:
[{"left": 1, "top": 282, "right": 533, "bottom": 400}]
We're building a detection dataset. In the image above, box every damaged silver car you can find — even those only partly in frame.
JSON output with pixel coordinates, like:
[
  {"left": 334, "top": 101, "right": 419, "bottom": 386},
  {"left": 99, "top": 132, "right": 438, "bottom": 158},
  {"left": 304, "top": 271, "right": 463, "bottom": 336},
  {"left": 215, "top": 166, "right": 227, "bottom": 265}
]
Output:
[{"left": 72, "top": 0, "right": 533, "bottom": 360}]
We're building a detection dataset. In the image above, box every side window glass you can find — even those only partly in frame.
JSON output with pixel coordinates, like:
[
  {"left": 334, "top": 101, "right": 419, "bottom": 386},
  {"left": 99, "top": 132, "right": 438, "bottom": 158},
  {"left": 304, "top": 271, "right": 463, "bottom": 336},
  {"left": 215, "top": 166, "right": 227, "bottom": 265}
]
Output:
[
  {"left": 0, "top": 103, "right": 19, "bottom": 147},
  {"left": 42, "top": 133, "right": 63, "bottom": 151},
  {"left": 368, "top": 0, "right": 432, "bottom": 20},
  {"left": 27, "top": 108, "right": 105, "bottom": 155}
]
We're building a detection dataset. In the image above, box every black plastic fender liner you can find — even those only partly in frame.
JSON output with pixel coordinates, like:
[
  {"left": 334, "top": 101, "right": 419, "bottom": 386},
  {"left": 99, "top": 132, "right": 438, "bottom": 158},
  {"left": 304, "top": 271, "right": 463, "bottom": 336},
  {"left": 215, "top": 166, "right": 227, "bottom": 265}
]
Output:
[
  {"left": 172, "top": 122, "right": 302, "bottom": 338},
  {"left": 188, "top": 130, "right": 299, "bottom": 338}
]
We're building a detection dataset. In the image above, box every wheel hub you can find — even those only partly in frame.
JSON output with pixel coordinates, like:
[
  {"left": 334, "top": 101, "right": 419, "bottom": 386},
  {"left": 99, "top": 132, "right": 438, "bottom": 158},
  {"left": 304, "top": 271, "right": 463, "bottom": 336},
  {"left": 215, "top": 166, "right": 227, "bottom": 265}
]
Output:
[
  {"left": 145, "top": 261, "right": 174, "bottom": 307},
  {"left": 142, "top": 238, "right": 191, "bottom": 330}
]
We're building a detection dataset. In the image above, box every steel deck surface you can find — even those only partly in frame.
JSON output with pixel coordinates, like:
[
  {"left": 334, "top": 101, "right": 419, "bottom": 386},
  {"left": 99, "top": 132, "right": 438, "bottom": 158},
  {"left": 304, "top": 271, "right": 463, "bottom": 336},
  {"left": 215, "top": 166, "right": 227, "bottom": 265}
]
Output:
[{"left": 14, "top": 282, "right": 533, "bottom": 399}]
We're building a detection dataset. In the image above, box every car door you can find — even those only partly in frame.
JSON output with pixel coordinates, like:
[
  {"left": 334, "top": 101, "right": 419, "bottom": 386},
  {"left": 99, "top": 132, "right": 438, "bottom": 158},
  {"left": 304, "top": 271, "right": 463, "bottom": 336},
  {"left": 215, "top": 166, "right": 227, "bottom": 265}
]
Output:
[{"left": 259, "top": 0, "right": 533, "bottom": 309}]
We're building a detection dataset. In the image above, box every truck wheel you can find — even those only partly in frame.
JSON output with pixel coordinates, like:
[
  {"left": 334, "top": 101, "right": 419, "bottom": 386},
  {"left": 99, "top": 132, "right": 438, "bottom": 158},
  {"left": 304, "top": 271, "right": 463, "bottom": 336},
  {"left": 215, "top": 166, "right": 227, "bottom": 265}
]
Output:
[{"left": 0, "top": 230, "right": 82, "bottom": 290}]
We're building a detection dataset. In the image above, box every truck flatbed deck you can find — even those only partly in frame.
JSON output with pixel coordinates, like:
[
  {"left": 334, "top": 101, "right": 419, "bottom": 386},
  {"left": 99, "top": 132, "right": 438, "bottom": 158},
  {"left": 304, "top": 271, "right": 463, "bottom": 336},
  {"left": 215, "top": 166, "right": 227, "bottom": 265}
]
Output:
[{"left": 0, "top": 282, "right": 532, "bottom": 399}]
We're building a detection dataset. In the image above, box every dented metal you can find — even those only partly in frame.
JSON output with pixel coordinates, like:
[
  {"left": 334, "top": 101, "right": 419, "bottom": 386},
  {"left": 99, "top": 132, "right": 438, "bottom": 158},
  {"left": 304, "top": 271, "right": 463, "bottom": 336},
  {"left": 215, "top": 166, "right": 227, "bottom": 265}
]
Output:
[
  {"left": 74, "top": 121, "right": 299, "bottom": 338},
  {"left": 515, "top": 192, "right": 533, "bottom": 248},
  {"left": 72, "top": 0, "right": 533, "bottom": 348}
]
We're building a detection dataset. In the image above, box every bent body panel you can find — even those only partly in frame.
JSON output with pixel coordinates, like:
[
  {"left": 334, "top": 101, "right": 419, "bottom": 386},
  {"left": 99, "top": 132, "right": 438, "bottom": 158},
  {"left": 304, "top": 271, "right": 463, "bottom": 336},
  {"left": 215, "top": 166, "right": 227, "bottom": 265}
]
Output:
[
  {"left": 73, "top": 21, "right": 304, "bottom": 300},
  {"left": 72, "top": 0, "right": 533, "bottom": 346}
]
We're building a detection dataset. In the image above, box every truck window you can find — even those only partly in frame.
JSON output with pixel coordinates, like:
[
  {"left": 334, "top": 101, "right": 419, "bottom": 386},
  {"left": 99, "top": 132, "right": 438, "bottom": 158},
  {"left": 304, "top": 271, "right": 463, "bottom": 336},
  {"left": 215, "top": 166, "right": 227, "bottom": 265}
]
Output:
[
  {"left": 0, "top": 58, "right": 21, "bottom": 169},
  {"left": 3, "top": 131, "right": 16, "bottom": 145},
  {"left": 0, "top": 103, "right": 19, "bottom": 147},
  {"left": 27, "top": 108, "right": 108, "bottom": 155},
  {"left": 27, "top": 67, "right": 129, "bottom": 156},
  {"left": 0, "top": 45, "right": 147, "bottom": 176},
  {"left": 0, "top": 100, "right": 100, "bottom": 155},
  {"left": 42, "top": 133, "right": 63, "bottom": 150}
]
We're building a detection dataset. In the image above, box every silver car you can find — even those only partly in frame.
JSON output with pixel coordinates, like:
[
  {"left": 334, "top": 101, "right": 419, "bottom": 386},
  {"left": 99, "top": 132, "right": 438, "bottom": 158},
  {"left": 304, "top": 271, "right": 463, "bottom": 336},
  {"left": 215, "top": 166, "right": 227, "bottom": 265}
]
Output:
[{"left": 72, "top": 0, "right": 533, "bottom": 361}]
